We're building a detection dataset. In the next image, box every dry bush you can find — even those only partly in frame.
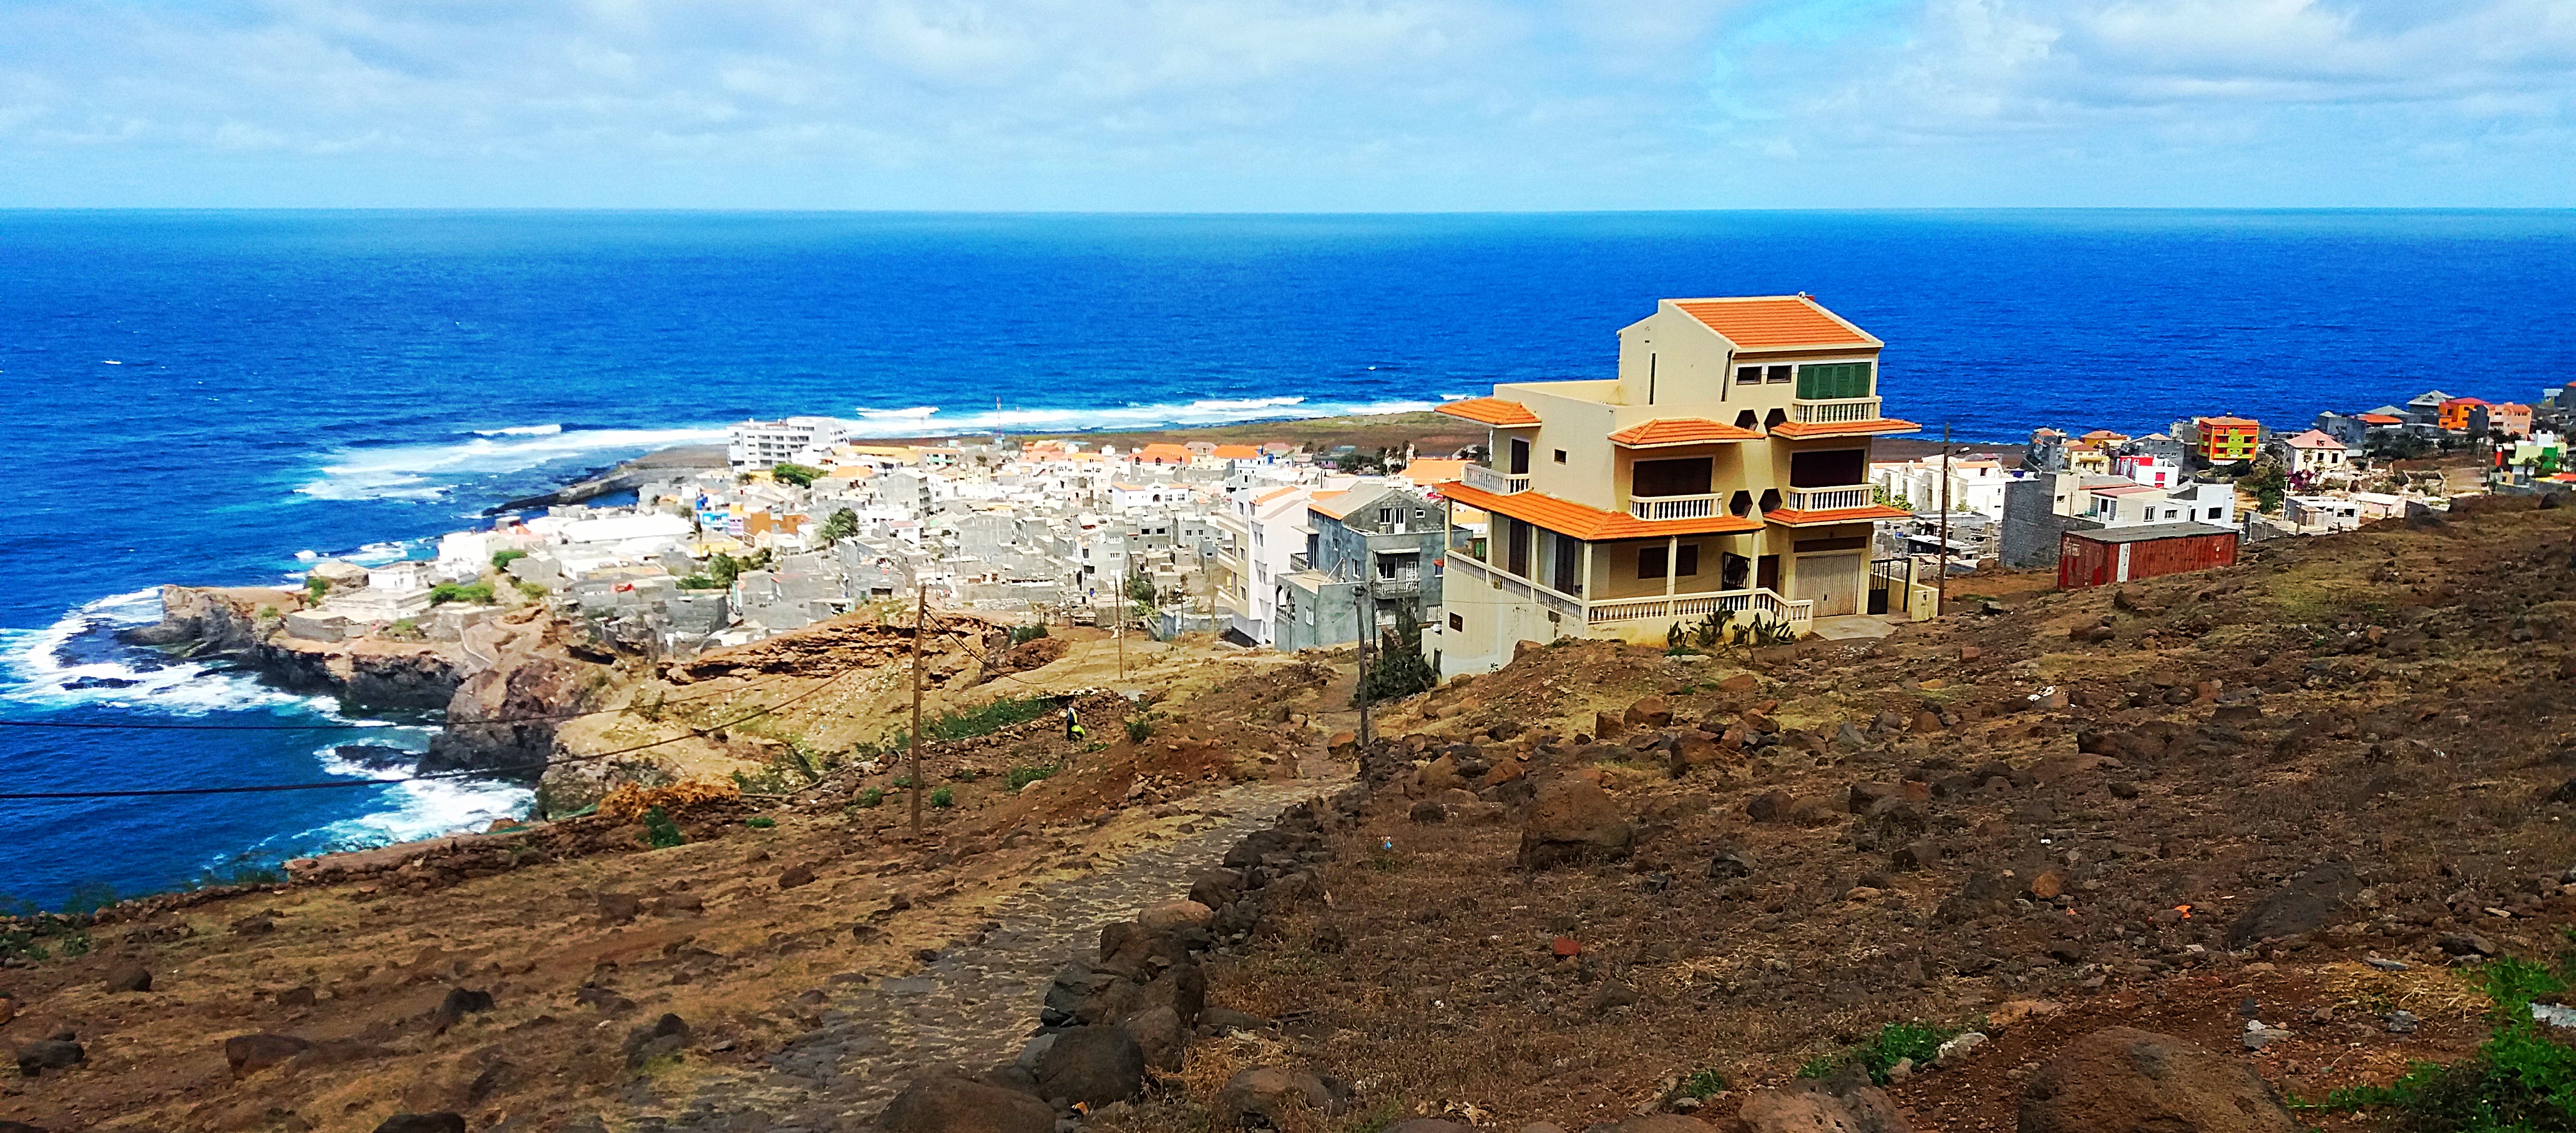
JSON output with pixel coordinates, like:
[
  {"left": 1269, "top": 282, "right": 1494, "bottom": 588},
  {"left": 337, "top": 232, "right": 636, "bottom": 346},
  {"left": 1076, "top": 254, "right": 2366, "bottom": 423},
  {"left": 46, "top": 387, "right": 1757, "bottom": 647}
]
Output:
[{"left": 598, "top": 778, "right": 742, "bottom": 822}]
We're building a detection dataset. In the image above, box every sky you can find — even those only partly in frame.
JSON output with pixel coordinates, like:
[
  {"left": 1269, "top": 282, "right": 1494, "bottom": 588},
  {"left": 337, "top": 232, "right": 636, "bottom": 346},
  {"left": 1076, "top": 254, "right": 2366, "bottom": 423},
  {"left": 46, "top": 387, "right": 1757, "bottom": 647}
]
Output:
[{"left": 0, "top": 0, "right": 2570, "bottom": 209}]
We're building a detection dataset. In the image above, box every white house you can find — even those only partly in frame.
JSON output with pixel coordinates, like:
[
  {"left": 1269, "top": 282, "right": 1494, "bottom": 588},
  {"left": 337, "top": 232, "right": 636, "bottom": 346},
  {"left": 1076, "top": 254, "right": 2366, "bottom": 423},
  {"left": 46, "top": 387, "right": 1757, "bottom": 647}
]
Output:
[
  {"left": 2284, "top": 494, "right": 2365, "bottom": 533},
  {"left": 1867, "top": 456, "right": 2014, "bottom": 519},
  {"left": 2114, "top": 454, "right": 2180, "bottom": 489},
  {"left": 2272, "top": 429, "right": 2350, "bottom": 478},
  {"left": 2082, "top": 481, "right": 2235, "bottom": 528}
]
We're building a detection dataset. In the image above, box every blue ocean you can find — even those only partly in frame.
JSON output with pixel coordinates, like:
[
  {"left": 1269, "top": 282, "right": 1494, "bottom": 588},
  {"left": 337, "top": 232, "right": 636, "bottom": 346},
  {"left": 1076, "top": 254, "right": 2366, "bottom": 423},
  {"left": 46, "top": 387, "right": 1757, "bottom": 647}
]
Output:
[{"left": 3, "top": 210, "right": 2572, "bottom": 908}]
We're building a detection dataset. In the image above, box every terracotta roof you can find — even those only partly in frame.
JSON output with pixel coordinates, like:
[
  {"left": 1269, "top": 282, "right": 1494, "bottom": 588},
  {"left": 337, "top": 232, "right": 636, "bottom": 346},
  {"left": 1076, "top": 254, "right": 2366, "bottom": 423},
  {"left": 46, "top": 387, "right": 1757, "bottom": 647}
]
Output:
[
  {"left": 1763, "top": 504, "right": 1913, "bottom": 527},
  {"left": 1400, "top": 459, "right": 1469, "bottom": 486},
  {"left": 2280, "top": 429, "right": 2345, "bottom": 449},
  {"left": 1252, "top": 487, "right": 1303, "bottom": 504},
  {"left": 2356, "top": 413, "right": 2404, "bottom": 424},
  {"left": 1607, "top": 419, "right": 1763, "bottom": 448},
  {"left": 2195, "top": 416, "right": 2260, "bottom": 428},
  {"left": 1672, "top": 297, "right": 1875, "bottom": 350},
  {"left": 1439, "top": 481, "right": 1761, "bottom": 540},
  {"left": 1211, "top": 444, "right": 1262, "bottom": 459},
  {"left": 1436, "top": 398, "right": 1541, "bottom": 427},
  {"left": 1766, "top": 416, "right": 1923, "bottom": 439},
  {"left": 1136, "top": 443, "right": 1193, "bottom": 460}
]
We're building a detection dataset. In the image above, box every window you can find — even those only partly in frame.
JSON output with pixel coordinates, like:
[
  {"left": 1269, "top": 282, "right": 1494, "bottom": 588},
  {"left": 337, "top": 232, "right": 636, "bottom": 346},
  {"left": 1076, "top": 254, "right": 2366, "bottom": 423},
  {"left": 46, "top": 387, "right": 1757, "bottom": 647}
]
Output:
[
  {"left": 1637, "top": 544, "right": 1700, "bottom": 578},
  {"left": 1448, "top": 613, "right": 1464, "bottom": 631},
  {"left": 1378, "top": 507, "right": 1393, "bottom": 526},
  {"left": 1508, "top": 438, "right": 1531, "bottom": 475},
  {"left": 1736, "top": 365, "right": 1762, "bottom": 385},
  {"left": 1553, "top": 449, "right": 1568, "bottom": 464},
  {"left": 1795, "top": 361, "right": 1873, "bottom": 400},
  {"left": 1767, "top": 365, "right": 1793, "bottom": 384},
  {"left": 2208, "top": 508, "right": 2223, "bottom": 519},
  {"left": 1632, "top": 458, "right": 1712, "bottom": 498}
]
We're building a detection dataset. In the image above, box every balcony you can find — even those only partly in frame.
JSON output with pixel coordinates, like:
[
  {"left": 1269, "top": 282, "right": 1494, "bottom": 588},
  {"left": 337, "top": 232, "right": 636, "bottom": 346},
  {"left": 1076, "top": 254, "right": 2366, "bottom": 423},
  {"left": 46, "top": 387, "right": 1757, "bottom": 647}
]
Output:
[
  {"left": 1628, "top": 493, "right": 1722, "bottom": 521},
  {"left": 1791, "top": 396, "right": 1882, "bottom": 424},
  {"left": 1784, "top": 484, "right": 1874, "bottom": 512},
  {"left": 1368, "top": 568, "right": 1423, "bottom": 597},
  {"left": 1448, "top": 554, "right": 1812, "bottom": 632},
  {"left": 1288, "top": 552, "right": 1311, "bottom": 572},
  {"left": 1462, "top": 463, "right": 1531, "bottom": 495}
]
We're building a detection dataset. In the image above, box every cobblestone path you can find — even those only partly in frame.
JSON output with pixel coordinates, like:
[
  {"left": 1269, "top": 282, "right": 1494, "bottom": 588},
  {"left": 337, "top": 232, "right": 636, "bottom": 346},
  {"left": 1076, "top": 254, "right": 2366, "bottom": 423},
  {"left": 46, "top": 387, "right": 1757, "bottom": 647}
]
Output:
[{"left": 653, "top": 772, "right": 1344, "bottom": 1132}]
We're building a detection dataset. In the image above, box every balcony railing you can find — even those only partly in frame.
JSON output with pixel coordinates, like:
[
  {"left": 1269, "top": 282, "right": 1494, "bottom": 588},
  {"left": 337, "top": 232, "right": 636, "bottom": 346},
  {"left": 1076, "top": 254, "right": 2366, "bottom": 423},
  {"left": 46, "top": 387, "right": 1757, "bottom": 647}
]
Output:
[
  {"left": 1791, "top": 396, "right": 1882, "bottom": 424},
  {"left": 1369, "top": 569, "right": 1423, "bottom": 597},
  {"left": 1784, "top": 484, "right": 1874, "bottom": 511},
  {"left": 1448, "top": 554, "right": 1811, "bottom": 631},
  {"left": 1629, "top": 493, "right": 1721, "bottom": 521},
  {"left": 1462, "top": 464, "right": 1531, "bottom": 495}
]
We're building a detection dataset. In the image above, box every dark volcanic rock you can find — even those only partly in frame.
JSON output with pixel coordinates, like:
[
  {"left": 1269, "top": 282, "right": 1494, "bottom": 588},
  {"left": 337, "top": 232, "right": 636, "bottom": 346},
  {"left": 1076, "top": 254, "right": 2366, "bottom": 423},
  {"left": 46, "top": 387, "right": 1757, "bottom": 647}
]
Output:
[
  {"left": 373, "top": 1116, "right": 467, "bottom": 1133},
  {"left": 881, "top": 1074, "right": 1056, "bottom": 1133},
  {"left": 14, "top": 1038, "right": 84, "bottom": 1075},
  {"left": 224, "top": 1032, "right": 313, "bottom": 1076},
  {"left": 1032, "top": 1024, "right": 1146, "bottom": 1109},
  {"left": 1216, "top": 1065, "right": 1352, "bottom": 1127},
  {"left": 1516, "top": 779, "right": 1634, "bottom": 869},
  {"left": 2227, "top": 861, "right": 2361, "bottom": 948}
]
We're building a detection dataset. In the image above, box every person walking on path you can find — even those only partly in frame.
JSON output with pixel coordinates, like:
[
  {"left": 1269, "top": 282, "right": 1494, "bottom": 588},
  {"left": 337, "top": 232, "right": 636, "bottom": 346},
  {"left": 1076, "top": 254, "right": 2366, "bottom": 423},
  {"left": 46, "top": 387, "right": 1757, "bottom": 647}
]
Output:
[{"left": 1063, "top": 702, "right": 1086, "bottom": 742}]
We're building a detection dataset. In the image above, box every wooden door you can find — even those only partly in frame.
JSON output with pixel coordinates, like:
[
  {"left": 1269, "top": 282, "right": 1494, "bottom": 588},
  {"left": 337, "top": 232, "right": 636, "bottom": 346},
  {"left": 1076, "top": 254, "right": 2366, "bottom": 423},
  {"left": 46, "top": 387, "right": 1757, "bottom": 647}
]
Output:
[{"left": 1794, "top": 553, "right": 1864, "bottom": 617}]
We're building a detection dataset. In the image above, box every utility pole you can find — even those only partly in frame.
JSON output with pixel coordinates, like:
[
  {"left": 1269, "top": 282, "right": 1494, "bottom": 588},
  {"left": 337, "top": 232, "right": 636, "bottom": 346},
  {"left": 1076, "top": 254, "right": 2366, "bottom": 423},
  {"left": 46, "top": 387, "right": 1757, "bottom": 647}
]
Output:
[
  {"left": 908, "top": 582, "right": 925, "bottom": 840},
  {"left": 1353, "top": 583, "right": 1372, "bottom": 748},
  {"left": 1937, "top": 422, "right": 1952, "bottom": 616}
]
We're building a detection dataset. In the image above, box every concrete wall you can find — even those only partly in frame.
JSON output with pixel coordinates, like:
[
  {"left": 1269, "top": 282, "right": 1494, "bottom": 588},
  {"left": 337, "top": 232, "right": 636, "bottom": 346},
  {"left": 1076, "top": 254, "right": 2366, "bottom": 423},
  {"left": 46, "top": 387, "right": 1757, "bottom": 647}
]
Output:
[{"left": 2001, "top": 479, "right": 2102, "bottom": 569}]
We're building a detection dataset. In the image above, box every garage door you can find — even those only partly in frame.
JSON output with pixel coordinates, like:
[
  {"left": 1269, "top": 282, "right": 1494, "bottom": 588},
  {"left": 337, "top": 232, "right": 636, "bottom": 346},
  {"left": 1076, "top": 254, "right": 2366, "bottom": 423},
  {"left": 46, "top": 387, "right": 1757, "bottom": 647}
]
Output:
[{"left": 1793, "top": 552, "right": 1864, "bottom": 617}]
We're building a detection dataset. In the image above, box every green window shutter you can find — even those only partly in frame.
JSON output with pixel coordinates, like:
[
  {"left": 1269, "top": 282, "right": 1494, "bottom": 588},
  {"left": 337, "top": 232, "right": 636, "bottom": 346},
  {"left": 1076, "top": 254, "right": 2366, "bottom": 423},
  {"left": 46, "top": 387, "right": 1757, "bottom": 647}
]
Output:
[{"left": 1796, "top": 362, "right": 1872, "bottom": 400}]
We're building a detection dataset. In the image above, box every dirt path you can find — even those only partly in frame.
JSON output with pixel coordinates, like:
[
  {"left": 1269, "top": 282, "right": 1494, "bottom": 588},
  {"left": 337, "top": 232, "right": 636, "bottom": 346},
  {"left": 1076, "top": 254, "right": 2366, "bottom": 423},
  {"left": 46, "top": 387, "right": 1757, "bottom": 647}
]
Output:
[{"left": 651, "top": 765, "right": 1349, "bottom": 1132}]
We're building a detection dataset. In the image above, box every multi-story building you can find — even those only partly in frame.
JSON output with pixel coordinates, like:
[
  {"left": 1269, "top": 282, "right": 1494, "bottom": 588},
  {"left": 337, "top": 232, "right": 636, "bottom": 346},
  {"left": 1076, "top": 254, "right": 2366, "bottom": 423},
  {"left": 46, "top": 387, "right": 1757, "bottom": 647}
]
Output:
[
  {"left": 2181, "top": 416, "right": 2261, "bottom": 466},
  {"left": 1427, "top": 295, "right": 1916, "bottom": 675},
  {"left": 728, "top": 416, "right": 847, "bottom": 470},
  {"left": 1274, "top": 483, "right": 1449, "bottom": 651}
]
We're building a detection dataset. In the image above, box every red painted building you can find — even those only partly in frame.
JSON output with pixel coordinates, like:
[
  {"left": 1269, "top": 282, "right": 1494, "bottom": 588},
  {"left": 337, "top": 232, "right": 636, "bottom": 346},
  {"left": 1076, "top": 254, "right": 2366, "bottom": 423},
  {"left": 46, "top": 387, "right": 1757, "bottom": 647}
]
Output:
[{"left": 2059, "top": 522, "right": 2240, "bottom": 589}]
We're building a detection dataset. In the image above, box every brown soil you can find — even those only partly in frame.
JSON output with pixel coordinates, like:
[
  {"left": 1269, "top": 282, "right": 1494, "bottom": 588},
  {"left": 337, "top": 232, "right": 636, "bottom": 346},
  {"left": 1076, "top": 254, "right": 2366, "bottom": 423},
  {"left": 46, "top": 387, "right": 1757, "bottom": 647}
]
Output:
[{"left": 1094, "top": 492, "right": 2576, "bottom": 1131}]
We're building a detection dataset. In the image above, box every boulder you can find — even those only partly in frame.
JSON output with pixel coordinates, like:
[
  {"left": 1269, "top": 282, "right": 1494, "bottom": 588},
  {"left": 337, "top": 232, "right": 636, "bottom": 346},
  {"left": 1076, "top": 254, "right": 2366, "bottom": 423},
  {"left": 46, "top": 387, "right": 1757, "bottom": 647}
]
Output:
[
  {"left": 373, "top": 1116, "right": 467, "bottom": 1133},
  {"left": 2226, "top": 862, "right": 2359, "bottom": 948},
  {"left": 2019, "top": 1027, "right": 2295, "bottom": 1133},
  {"left": 102, "top": 963, "right": 154, "bottom": 993},
  {"left": 1387, "top": 1123, "right": 1476, "bottom": 1133},
  {"left": 1217, "top": 1066, "right": 1352, "bottom": 1127},
  {"left": 14, "top": 1038, "right": 84, "bottom": 1075},
  {"left": 622, "top": 1013, "right": 691, "bottom": 1068},
  {"left": 779, "top": 863, "right": 817, "bottom": 889},
  {"left": 1626, "top": 695, "right": 1674, "bottom": 728},
  {"left": 881, "top": 1074, "right": 1056, "bottom": 1133},
  {"left": 1032, "top": 1024, "right": 1146, "bottom": 1109},
  {"left": 596, "top": 891, "right": 640, "bottom": 924},
  {"left": 225, "top": 1032, "right": 314, "bottom": 1077},
  {"left": 1599, "top": 1117, "right": 1715, "bottom": 1132},
  {"left": 431, "top": 987, "right": 495, "bottom": 1032},
  {"left": 1137, "top": 899, "right": 1215, "bottom": 933},
  {"left": 1516, "top": 779, "right": 1634, "bottom": 869},
  {"left": 1125, "top": 1003, "right": 1188, "bottom": 1071},
  {"left": 1732, "top": 1089, "right": 1903, "bottom": 1132}
]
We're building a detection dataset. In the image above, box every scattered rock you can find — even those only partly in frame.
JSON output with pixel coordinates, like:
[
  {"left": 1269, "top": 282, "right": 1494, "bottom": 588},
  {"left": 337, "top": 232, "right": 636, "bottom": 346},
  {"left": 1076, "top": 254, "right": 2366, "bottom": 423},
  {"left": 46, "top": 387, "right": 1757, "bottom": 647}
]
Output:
[
  {"left": 1124, "top": 1003, "right": 1188, "bottom": 1071},
  {"left": 1516, "top": 779, "right": 1634, "bottom": 869},
  {"left": 622, "top": 1013, "right": 692, "bottom": 1068},
  {"left": 880, "top": 1074, "right": 1056, "bottom": 1133},
  {"left": 2242, "top": 1021, "right": 2295, "bottom": 1051},
  {"left": 1032, "top": 1024, "right": 1147, "bottom": 1109},
  {"left": 779, "top": 863, "right": 817, "bottom": 890},
  {"left": 2439, "top": 932, "right": 2500, "bottom": 957},
  {"left": 1934, "top": 1032, "right": 1987, "bottom": 1067},
  {"left": 102, "top": 963, "right": 154, "bottom": 993},
  {"left": 2227, "top": 861, "right": 2359, "bottom": 948},
  {"left": 1386, "top": 1122, "right": 1475, "bottom": 1133},
  {"left": 2385, "top": 1010, "right": 2421, "bottom": 1034},
  {"left": 14, "top": 1038, "right": 84, "bottom": 1075},
  {"left": 1216, "top": 1066, "right": 1352, "bottom": 1127},
  {"left": 1987, "top": 1000, "right": 2061, "bottom": 1031},
  {"left": 2019, "top": 1027, "right": 2295, "bottom": 1133},
  {"left": 1626, "top": 696, "right": 1673, "bottom": 728},
  {"left": 596, "top": 892, "right": 641, "bottom": 925},
  {"left": 1137, "top": 900, "right": 1215, "bottom": 933},
  {"left": 224, "top": 1032, "right": 314, "bottom": 1077},
  {"left": 431, "top": 987, "right": 494, "bottom": 1032}
]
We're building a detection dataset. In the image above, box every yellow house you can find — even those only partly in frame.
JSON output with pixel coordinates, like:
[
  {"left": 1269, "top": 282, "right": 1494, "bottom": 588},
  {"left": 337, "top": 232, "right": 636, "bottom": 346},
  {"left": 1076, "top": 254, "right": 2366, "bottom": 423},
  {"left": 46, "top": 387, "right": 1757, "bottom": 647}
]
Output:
[{"left": 1429, "top": 295, "right": 1916, "bottom": 675}]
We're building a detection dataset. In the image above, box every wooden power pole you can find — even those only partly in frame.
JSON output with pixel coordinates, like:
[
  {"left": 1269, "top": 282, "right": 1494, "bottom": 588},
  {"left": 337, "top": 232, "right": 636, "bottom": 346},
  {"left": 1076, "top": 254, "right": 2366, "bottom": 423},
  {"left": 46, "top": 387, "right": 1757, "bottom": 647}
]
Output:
[
  {"left": 1937, "top": 422, "right": 1953, "bottom": 616},
  {"left": 908, "top": 582, "right": 926, "bottom": 839},
  {"left": 1354, "top": 583, "right": 1372, "bottom": 748}
]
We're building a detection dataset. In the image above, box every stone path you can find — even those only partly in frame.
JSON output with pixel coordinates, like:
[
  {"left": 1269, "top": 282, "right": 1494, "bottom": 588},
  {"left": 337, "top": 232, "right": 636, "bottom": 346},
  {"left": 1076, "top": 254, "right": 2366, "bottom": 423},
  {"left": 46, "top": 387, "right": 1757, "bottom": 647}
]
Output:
[{"left": 653, "top": 772, "right": 1345, "bottom": 1132}]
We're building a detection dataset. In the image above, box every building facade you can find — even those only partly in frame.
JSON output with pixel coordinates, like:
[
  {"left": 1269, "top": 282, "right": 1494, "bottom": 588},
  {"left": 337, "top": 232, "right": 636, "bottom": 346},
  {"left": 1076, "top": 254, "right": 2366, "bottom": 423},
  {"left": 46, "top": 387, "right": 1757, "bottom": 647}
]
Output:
[{"left": 1425, "top": 295, "right": 1916, "bottom": 676}]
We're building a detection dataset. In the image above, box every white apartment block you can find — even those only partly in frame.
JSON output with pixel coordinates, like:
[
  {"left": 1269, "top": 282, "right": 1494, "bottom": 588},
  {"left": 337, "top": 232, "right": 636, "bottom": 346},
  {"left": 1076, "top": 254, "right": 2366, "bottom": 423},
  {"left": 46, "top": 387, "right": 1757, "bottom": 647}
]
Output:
[{"left": 728, "top": 416, "right": 848, "bottom": 470}]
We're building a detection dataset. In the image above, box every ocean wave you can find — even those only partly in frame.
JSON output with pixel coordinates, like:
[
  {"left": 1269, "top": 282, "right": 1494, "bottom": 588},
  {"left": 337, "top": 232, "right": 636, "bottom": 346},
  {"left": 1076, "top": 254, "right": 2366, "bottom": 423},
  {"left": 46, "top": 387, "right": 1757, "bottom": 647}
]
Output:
[
  {"left": 469, "top": 424, "right": 564, "bottom": 437},
  {"left": 292, "top": 742, "right": 528, "bottom": 850},
  {"left": 839, "top": 396, "right": 1434, "bottom": 437},
  {"left": 296, "top": 425, "right": 730, "bottom": 501},
  {"left": 0, "top": 590, "right": 351, "bottom": 717}
]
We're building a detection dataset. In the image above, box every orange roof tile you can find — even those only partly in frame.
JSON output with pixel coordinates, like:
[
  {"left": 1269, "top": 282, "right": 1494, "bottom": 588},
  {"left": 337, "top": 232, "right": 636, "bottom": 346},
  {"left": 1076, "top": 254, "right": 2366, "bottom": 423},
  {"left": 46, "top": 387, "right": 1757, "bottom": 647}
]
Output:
[
  {"left": 1252, "top": 487, "right": 1302, "bottom": 505},
  {"left": 1400, "top": 459, "right": 1470, "bottom": 486},
  {"left": 1436, "top": 398, "right": 1541, "bottom": 427},
  {"left": 2195, "top": 416, "right": 2260, "bottom": 428},
  {"left": 1438, "top": 482, "right": 1762, "bottom": 540},
  {"left": 1136, "top": 443, "right": 1193, "bottom": 461},
  {"left": 1766, "top": 416, "right": 1923, "bottom": 440},
  {"left": 1211, "top": 444, "right": 1262, "bottom": 459},
  {"left": 1764, "top": 504, "right": 1913, "bottom": 527},
  {"left": 2356, "top": 413, "right": 2404, "bottom": 424},
  {"left": 1607, "top": 419, "right": 1764, "bottom": 448},
  {"left": 1672, "top": 297, "right": 1875, "bottom": 350}
]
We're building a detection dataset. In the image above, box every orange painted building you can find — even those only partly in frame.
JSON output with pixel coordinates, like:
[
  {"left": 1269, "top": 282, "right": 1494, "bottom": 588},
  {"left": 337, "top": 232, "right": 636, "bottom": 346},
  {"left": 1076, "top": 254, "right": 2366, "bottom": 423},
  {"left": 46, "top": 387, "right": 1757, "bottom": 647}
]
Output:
[
  {"left": 2437, "top": 398, "right": 2489, "bottom": 431},
  {"left": 2191, "top": 416, "right": 2261, "bottom": 464}
]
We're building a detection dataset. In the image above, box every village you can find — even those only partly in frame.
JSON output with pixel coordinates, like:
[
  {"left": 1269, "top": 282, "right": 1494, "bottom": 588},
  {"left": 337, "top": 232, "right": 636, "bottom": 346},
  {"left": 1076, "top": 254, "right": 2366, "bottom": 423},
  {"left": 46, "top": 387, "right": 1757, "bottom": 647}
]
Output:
[{"left": 280, "top": 298, "right": 2576, "bottom": 685}]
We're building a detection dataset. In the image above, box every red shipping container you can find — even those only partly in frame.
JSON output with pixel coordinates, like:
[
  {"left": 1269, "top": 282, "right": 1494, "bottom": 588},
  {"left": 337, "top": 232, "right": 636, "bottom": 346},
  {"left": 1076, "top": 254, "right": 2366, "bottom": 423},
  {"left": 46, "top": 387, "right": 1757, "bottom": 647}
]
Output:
[{"left": 2059, "top": 522, "right": 2239, "bottom": 589}]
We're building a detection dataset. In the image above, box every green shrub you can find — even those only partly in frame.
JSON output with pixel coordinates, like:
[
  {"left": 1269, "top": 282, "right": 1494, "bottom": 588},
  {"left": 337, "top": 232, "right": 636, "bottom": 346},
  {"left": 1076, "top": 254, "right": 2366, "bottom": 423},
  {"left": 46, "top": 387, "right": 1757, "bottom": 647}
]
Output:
[
  {"left": 1681, "top": 1067, "right": 1730, "bottom": 1099},
  {"left": 640, "top": 805, "right": 686, "bottom": 849},
  {"left": 819, "top": 508, "right": 859, "bottom": 544},
  {"left": 515, "top": 581, "right": 547, "bottom": 599},
  {"left": 854, "top": 787, "right": 884, "bottom": 808},
  {"left": 2298, "top": 954, "right": 2576, "bottom": 1129},
  {"left": 745, "top": 816, "right": 776, "bottom": 829},
  {"left": 1126, "top": 717, "right": 1154, "bottom": 743},
  {"left": 491, "top": 549, "right": 529, "bottom": 571},
  {"left": 1356, "top": 609, "right": 1438, "bottom": 705},
  {"left": 1007, "top": 765, "right": 1056, "bottom": 791},
  {"left": 429, "top": 581, "right": 494, "bottom": 607},
  {"left": 305, "top": 576, "right": 329, "bottom": 602},
  {"left": 1010, "top": 623, "right": 1050, "bottom": 644},
  {"left": 1798, "top": 1021, "right": 1959, "bottom": 1086},
  {"left": 929, "top": 787, "right": 954, "bottom": 808},
  {"left": 676, "top": 574, "right": 721, "bottom": 590},
  {"left": 925, "top": 697, "right": 1056, "bottom": 740},
  {"left": 771, "top": 463, "right": 822, "bottom": 487}
]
